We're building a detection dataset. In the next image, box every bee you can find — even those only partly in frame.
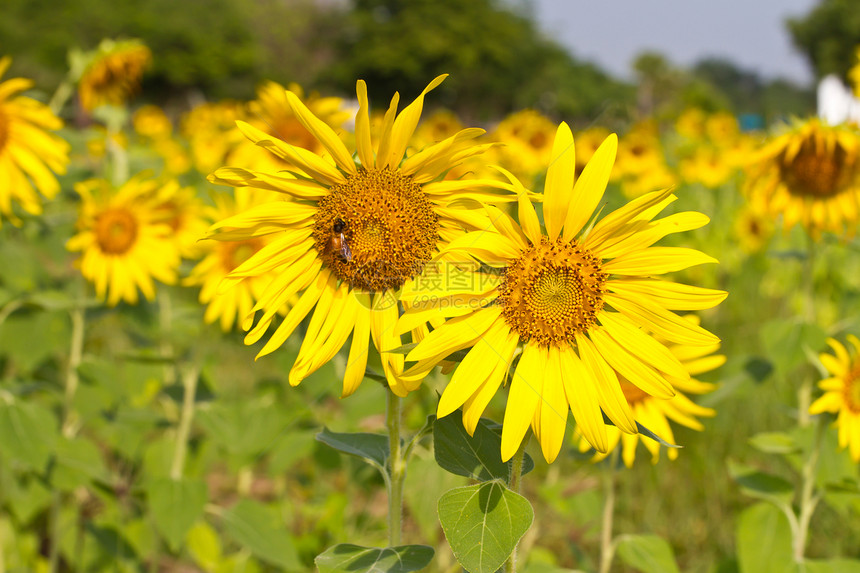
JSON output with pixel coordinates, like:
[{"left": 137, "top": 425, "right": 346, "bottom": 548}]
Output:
[{"left": 326, "top": 217, "right": 352, "bottom": 261}]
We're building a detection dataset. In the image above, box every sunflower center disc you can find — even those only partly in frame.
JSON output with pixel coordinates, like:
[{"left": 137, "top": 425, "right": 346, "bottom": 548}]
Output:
[
  {"left": 498, "top": 236, "right": 607, "bottom": 346},
  {"left": 844, "top": 364, "right": 860, "bottom": 414},
  {"left": 781, "top": 141, "right": 851, "bottom": 198},
  {"left": 220, "top": 238, "right": 263, "bottom": 273},
  {"left": 313, "top": 167, "right": 439, "bottom": 291},
  {"left": 95, "top": 208, "right": 138, "bottom": 255}
]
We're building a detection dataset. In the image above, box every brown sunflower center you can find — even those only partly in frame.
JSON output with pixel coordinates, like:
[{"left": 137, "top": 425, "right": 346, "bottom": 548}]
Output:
[
  {"left": 780, "top": 141, "right": 853, "bottom": 198},
  {"left": 620, "top": 378, "right": 650, "bottom": 405},
  {"left": 0, "top": 107, "right": 9, "bottom": 153},
  {"left": 498, "top": 236, "right": 607, "bottom": 347},
  {"left": 843, "top": 362, "right": 860, "bottom": 414},
  {"left": 312, "top": 167, "right": 439, "bottom": 291},
  {"left": 94, "top": 208, "right": 138, "bottom": 255},
  {"left": 220, "top": 238, "right": 264, "bottom": 273}
]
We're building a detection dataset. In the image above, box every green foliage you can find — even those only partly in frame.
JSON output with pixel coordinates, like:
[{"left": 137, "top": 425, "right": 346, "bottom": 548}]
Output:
[
  {"left": 315, "top": 544, "right": 435, "bottom": 572},
  {"left": 735, "top": 503, "right": 794, "bottom": 573},
  {"left": 322, "top": 0, "right": 633, "bottom": 121},
  {"left": 787, "top": 0, "right": 860, "bottom": 81},
  {"left": 438, "top": 481, "right": 533, "bottom": 573},
  {"left": 433, "top": 413, "right": 533, "bottom": 481},
  {"left": 614, "top": 534, "right": 681, "bottom": 573}
]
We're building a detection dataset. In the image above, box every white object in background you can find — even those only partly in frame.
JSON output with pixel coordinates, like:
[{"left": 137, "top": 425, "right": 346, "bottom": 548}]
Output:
[{"left": 817, "top": 74, "right": 860, "bottom": 124}]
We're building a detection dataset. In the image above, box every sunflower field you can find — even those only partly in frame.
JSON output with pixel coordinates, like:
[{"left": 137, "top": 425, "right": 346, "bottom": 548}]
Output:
[{"left": 1, "top": 1, "right": 860, "bottom": 572}]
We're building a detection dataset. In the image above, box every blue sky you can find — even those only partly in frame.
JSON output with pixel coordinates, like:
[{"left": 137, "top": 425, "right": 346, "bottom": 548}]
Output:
[{"left": 530, "top": 0, "right": 819, "bottom": 84}]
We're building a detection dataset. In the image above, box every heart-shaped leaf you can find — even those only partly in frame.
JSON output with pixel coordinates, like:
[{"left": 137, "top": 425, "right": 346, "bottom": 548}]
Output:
[{"left": 315, "top": 543, "right": 434, "bottom": 572}]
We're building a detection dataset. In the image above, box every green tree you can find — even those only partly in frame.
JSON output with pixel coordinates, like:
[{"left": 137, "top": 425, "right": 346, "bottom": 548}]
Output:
[{"left": 787, "top": 0, "right": 860, "bottom": 82}]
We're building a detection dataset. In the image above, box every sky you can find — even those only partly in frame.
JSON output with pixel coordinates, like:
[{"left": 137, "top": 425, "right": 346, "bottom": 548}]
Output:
[{"left": 530, "top": 0, "right": 820, "bottom": 85}]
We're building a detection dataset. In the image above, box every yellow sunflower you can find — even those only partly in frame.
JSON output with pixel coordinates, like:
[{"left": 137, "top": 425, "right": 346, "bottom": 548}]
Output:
[
  {"left": 733, "top": 205, "right": 774, "bottom": 254},
  {"left": 133, "top": 104, "right": 173, "bottom": 140},
  {"left": 205, "top": 75, "right": 510, "bottom": 397},
  {"left": 152, "top": 180, "right": 207, "bottom": 259},
  {"left": 77, "top": 39, "right": 151, "bottom": 112},
  {"left": 181, "top": 100, "right": 246, "bottom": 175},
  {"left": 490, "top": 109, "right": 558, "bottom": 180},
  {"left": 810, "top": 335, "right": 860, "bottom": 461},
  {"left": 400, "top": 122, "right": 726, "bottom": 463},
  {"left": 67, "top": 175, "right": 181, "bottom": 306},
  {"left": 577, "top": 316, "right": 724, "bottom": 467},
  {"left": 744, "top": 118, "right": 860, "bottom": 237},
  {"left": 228, "top": 81, "right": 352, "bottom": 172},
  {"left": 185, "top": 189, "right": 280, "bottom": 331},
  {"left": 0, "top": 56, "right": 70, "bottom": 225}
]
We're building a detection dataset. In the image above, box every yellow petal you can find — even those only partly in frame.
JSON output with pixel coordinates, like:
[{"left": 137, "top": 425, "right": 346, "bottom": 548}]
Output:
[
  {"left": 539, "top": 347, "right": 569, "bottom": 462},
  {"left": 605, "top": 292, "right": 720, "bottom": 346},
  {"left": 607, "top": 279, "right": 728, "bottom": 311},
  {"left": 576, "top": 333, "right": 636, "bottom": 433},
  {"left": 589, "top": 327, "right": 675, "bottom": 399},
  {"left": 543, "top": 122, "right": 576, "bottom": 240},
  {"left": 602, "top": 247, "right": 718, "bottom": 276},
  {"left": 406, "top": 306, "right": 502, "bottom": 363},
  {"left": 342, "top": 301, "right": 372, "bottom": 397},
  {"left": 501, "top": 342, "right": 543, "bottom": 461},
  {"left": 382, "top": 75, "right": 447, "bottom": 169},
  {"left": 354, "top": 80, "right": 374, "bottom": 168},
  {"left": 284, "top": 89, "right": 356, "bottom": 174},
  {"left": 563, "top": 133, "right": 617, "bottom": 240},
  {"left": 559, "top": 346, "right": 608, "bottom": 453}
]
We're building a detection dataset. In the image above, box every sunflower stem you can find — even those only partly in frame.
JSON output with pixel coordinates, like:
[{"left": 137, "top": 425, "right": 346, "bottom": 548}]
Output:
[
  {"left": 48, "top": 78, "right": 75, "bottom": 116},
  {"left": 598, "top": 448, "right": 620, "bottom": 573},
  {"left": 793, "top": 415, "right": 824, "bottom": 563},
  {"left": 62, "top": 304, "right": 86, "bottom": 438},
  {"left": 159, "top": 288, "right": 177, "bottom": 386},
  {"left": 170, "top": 362, "right": 200, "bottom": 481},
  {"left": 802, "top": 233, "right": 817, "bottom": 325},
  {"left": 504, "top": 434, "right": 530, "bottom": 573},
  {"left": 386, "top": 389, "right": 405, "bottom": 547}
]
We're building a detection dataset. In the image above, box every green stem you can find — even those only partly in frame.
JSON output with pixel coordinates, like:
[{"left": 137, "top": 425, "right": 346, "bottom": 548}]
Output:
[
  {"left": 386, "top": 389, "right": 404, "bottom": 547},
  {"left": 49, "top": 79, "right": 75, "bottom": 116},
  {"left": 793, "top": 416, "right": 824, "bottom": 563},
  {"left": 169, "top": 363, "right": 200, "bottom": 481},
  {"left": 802, "top": 233, "right": 817, "bottom": 325},
  {"left": 598, "top": 448, "right": 620, "bottom": 573},
  {"left": 62, "top": 306, "right": 85, "bottom": 438},
  {"left": 159, "top": 289, "right": 176, "bottom": 386},
  {"left": 504, "top": 433, "right": 530, "bottom": 573},
  {"left": 48, "top": 491, "right": 62, "bottom": 573}
]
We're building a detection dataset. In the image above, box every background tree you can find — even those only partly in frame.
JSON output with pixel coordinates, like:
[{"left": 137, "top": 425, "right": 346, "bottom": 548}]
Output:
[{"left": 787, "top": 0, "right": 860, "bottom": 82}]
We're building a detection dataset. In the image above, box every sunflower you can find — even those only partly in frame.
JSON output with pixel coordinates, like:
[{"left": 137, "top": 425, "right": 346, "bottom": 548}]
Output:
[
  {"left": 733, "top": 205, "right": 774, "bottom": 254},
  {"left": 152, "top": 180, "right": 207, "bottom": 259},
  {"left": 744, "top": 118, "right": 860, "bottom": 238},
  {"left": 490, "top": 109, "right": 558, "bottom": 180},
  {"left": 227, "top": 81, "right": 351, "bottom": 172},
  {"left": 185, "top": 189, "right": 280, "bottom": 331},
  {"left": 577, "top": 316, "right": 724, "bottom": 467},
  {"left": 0, "top": 56, "right": 70, "bottom": 225},
  {"left": 400, "top": 122, "right": 726, "bottom": 463},
  {"left": 205, "top": 75, "right": 510, "bottom": 397},
  {"left": 810, "top": 335, "right": 860, "bottom": 461},
  {"left": 181, "top": 100, "right": 246, "bottom": 175},
  {"left": 67, "top": 175, "right": 181, "bottom": 306},
  {"left": 77, "top": 39, "right": 151, "bottom": 112}
]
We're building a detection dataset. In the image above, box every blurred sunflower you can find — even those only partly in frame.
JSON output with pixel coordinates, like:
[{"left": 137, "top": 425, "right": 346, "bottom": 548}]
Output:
[
  {"left": 745, "top": 118, "right": 860, "bottom": 237},
  {"left": 152, "top": 181, "right": 207, "bottom": 259},
  {"left": 733, "top": 205, "right": 774, "bottom": 254},
  {"left": 490, "top": 109, "right": 557, "bottom": 180},
  {"left": 76, "top": 39, "right": 151, "bottom": 111},
  {"left": 67, "top": 175, "right": 181, "bottom": 306},
  {"left": 206, "top": 75, "right": 508, "bottom": 397},
  {"left": 810, "top": 335, "right": 860, "bottom": 461},
  {"left": 573, "top": 126, "right": 612, "bottom": 177},
  {"left": 228, "top": 81, "right": 351, "bottom": 172},
  {"left": 181, "top": 100, "right": 246, "bottom": 175},
  {"left": 401, "top": 122, "right": 726, "bottom": 463},
  {"left": 0, "top": 56, "right": 70, "bottom": 225},
  {"left": 578, "top": 315, "right": 723, "bottom": 467},
  {"left": 185, "top": 189, "right": 280, "bottom": 331},
  {"left": 133, "top": 104, "right": 173, "bottom": 140}
]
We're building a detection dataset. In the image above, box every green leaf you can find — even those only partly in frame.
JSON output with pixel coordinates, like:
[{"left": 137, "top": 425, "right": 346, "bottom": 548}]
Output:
[
  {"left": 438, "top": 482, "right": 533, "bottom": 573},
  {"left": 221, "top": 499, "right": 300, "bottom": 570},
  {"left": 316, "top": 427, "right": 389, "bottom": 470},
  {"left": 804, "top": 558, "right": 860, "bottom": 573},
  {"left": 51, "top": 436, "right": 109, "bottom": 491},
  {"left": 146, "top": 477, "right": 208, "bottom": 552},
  {"left": 748, "top": 432, "right": 799, "bottom": 455},
  {"left": 728, "top": 460, "right": 794, "bottom": 506},
  {"left": 615, "top": 534, "right": 680, "bottom": 573},
  {"left": 186, "top": 521, "right": 223, "bottom": 571},
  {"left": 760, "top": 318, "right": 827, "bottom": 376},
  {"left": 315, "top": 544, "right": 434, "bottom": 572},
  {"left": 735, "top": 502, "right": 794, "bottom": 573},
  {"left": 434, "top": 414, "right": 533, "bottom": 481},
  {"left": 0, "top": 400, "right": 58, "bottom": 471},
  {"left": 601, "top": 410, "right": 679, "bottom": 449}
]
